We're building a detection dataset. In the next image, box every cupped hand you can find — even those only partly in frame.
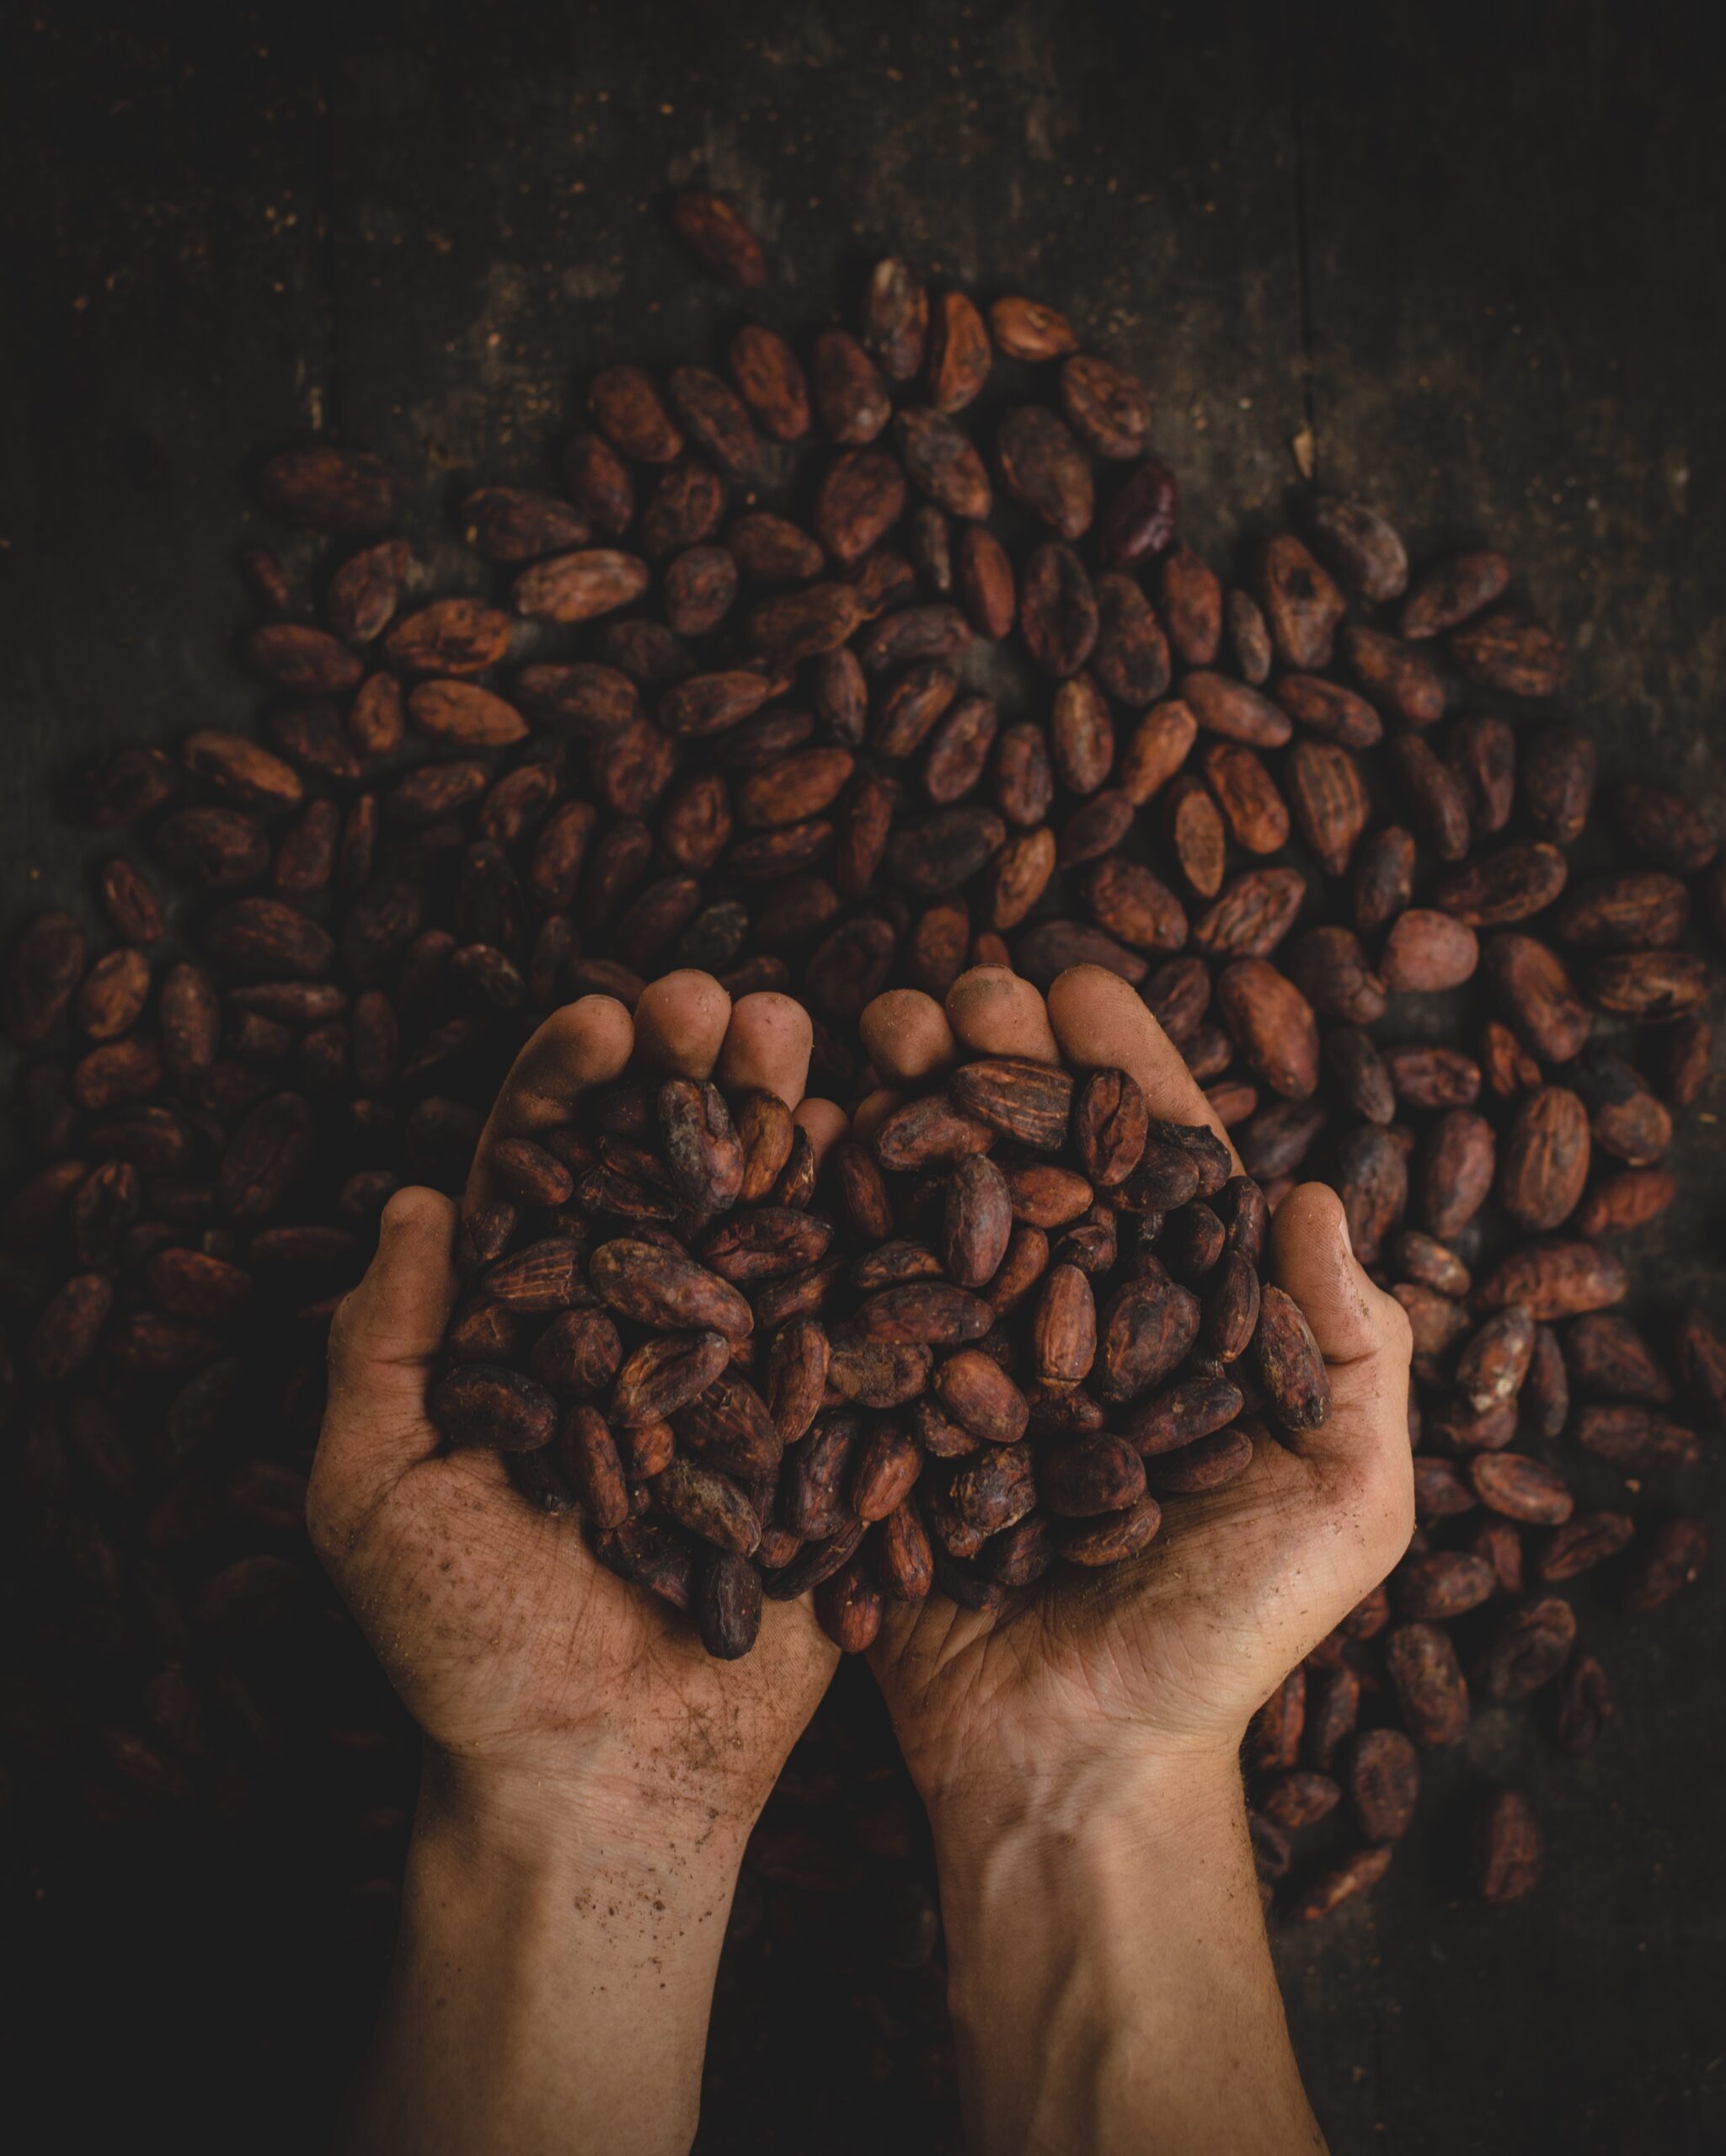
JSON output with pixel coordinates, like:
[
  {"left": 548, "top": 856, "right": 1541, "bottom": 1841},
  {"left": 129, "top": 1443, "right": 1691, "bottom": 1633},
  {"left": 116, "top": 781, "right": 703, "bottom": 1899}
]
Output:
[
  {"left": 857, "top": 963, "right": 1415, "bottom": 1833},
  {"left": 307, "top": 970, "right": 846, "bottom": 1838}
]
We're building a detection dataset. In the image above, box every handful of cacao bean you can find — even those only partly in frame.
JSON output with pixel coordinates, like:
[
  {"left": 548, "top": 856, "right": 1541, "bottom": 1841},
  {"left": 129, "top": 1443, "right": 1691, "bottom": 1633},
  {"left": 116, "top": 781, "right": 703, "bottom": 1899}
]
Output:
[
  {"left": 427, "top": 1073, "right": 827, "bottom": 1658},
  {"left": 429, "top": 1041, "right": 1328, "bottom": 1657},
  {"left": 818, "top": 1058, "right": 1330, "bottom": 1617}
]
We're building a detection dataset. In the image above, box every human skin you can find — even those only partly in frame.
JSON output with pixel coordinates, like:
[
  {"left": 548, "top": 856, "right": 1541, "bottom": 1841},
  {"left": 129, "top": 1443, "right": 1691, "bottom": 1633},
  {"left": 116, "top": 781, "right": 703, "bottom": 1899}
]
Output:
[
  {"left": 308, "top": 973, "right": 845, "bottom": 2156},
  {"left": 857, "top": 963, "right": 1417, "bottom": 2156},
  {"left": 314, "top": 960, "right": 1412, "bottom": 2156}
]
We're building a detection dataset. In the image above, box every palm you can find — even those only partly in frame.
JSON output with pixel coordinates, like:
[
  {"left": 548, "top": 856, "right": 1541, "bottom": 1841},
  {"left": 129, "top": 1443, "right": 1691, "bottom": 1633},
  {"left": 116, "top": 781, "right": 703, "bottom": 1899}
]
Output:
[
  {"left": 309, "top": 971, "right": 845, "bottom": 1822},
  {"left": 854, "top": 963, "right": 1414, "bottom": 1812},
  {"left": 876, "top": 1406, "right": 1393, "bottom": 1799},
  {"left": 331, "top": 1433, "right": 834, "bottom": 1801}
]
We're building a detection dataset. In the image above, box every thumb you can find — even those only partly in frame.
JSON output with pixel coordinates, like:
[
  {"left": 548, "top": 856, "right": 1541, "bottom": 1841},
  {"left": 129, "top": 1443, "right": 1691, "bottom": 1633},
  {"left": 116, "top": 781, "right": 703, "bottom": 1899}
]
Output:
[
  {"left": 323, "top": 1186, "right": 459, "bottom": 1479},
  {"left": 1267, "top": 1182, "right": 1392, "bottom": 1367},
  {"left": 1268, "top": 1182, "right": 1416, "bottom": 1569}
]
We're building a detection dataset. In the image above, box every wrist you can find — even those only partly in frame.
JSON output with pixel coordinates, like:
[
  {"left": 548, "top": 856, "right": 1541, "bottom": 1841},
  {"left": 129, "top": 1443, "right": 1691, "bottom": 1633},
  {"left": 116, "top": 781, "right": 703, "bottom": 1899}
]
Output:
[
  {"left": 348, "top": 1744, "right": 749, "bottom": 2156},
  {"left": 927, "top": 1735, "right": 1245, "bottom": 1901},
  {"left": 417, "top": 1737, "right": 754, "bottom": 1890},
  {"left": 927, "top": 1746, "right": 1316, "bottom": 2156}
]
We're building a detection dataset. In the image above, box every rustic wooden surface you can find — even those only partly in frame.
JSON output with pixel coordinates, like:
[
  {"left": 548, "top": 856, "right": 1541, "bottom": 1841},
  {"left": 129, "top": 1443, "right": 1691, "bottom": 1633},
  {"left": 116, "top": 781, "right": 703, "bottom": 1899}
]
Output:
[{"left": 2, "top": 3, "right": 1723, "bottom": 2148}]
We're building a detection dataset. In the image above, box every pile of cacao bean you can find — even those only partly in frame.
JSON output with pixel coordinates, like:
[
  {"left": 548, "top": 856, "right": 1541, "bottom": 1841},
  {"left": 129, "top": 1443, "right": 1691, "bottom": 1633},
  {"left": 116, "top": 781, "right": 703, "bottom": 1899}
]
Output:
[{"left": 0, "top": 187, "right": 1719, "bottom": 2144}]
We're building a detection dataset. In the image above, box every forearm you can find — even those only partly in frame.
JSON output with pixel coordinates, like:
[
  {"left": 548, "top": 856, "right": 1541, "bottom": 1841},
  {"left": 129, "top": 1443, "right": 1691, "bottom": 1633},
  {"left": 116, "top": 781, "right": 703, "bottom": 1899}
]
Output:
[
  {"left": 337, "top": 1753, "right": 746, "bottom": 2156},
  {"left": 931, "top": 1752, "right": 1323, "bottom": 2156}
]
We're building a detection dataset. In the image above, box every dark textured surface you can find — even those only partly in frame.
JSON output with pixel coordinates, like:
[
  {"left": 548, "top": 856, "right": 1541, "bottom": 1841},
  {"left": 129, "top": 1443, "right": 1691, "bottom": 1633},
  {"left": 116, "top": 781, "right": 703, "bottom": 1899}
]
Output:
[{"left": 2, "top": 3, "right": 1723, "bottom": 2149}]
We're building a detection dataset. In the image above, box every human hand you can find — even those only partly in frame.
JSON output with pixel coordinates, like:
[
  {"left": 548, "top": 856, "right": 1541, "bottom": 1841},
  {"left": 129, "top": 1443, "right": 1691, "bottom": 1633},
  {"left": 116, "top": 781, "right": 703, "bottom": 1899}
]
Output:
[
  {"left": 857, "top": 962, "right": 1415, "bottom": 1844},
  {"left": 308, "top": 969, "right": 845, "bottom": 1846},
  {"left": 316, "top": 974, "right": 848, "bottom": 2156}
]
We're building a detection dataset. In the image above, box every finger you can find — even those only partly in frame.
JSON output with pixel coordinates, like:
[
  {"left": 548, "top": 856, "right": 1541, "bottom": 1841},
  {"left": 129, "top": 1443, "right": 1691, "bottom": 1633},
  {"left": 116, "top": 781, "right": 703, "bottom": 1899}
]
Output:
[
  {"left": 1269, "top": 1182, "right": 1398, "bottom": 1367},
  {"left": 323, "top": 1187, "right": 459, "bottom": 1474},
  {"left": 852, "top": 1087, "right": 903, "bottom": 1145},
  {"left": 1269, "top": 1184, "right": 1417, "bottom": 1566},
  {"left": 946, "top": 966, "right": 1060, "bottom": 1064},
  {"left": 633, "top": 970, "right": 733, "bottom": 1079},
  {"left": 794, "top": 1097, "right": 848, "bottom": 1169},
  {"left": 715, "top": 990, "right": 812, "bottom": 1107},
  {"left": 860, "top": 990, "right": 957, "bottom": 1086},
  {"left": 466, "top": 995, "right": 634, "bottom": 1209},
  {"left": 1045, "top": 964, "right": 1239, "bottom": 1166}
]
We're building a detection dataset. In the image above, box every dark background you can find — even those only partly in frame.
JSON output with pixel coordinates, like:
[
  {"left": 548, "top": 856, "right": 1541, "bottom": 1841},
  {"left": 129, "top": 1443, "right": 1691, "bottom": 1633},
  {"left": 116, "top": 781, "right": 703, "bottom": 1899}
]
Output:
[{"left": 3, "top": 1, "right": 1724, "bottom": 2149}]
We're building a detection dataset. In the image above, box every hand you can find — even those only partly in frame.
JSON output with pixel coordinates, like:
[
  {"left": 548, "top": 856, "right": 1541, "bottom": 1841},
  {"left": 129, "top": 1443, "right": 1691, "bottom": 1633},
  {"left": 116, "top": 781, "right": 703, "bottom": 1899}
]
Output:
[
  {"left": 309, "top": 969, "right": 844, "bottom": 1836},
  {"left": 854, "top": 962, "right": 1413, "bottom": 2156},
  {"left": 858, "top": 961, "right": 1415, "bottom": 1832},
  {"left": 310, "top": 971, "right": 847, "bottom": 2156}
]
